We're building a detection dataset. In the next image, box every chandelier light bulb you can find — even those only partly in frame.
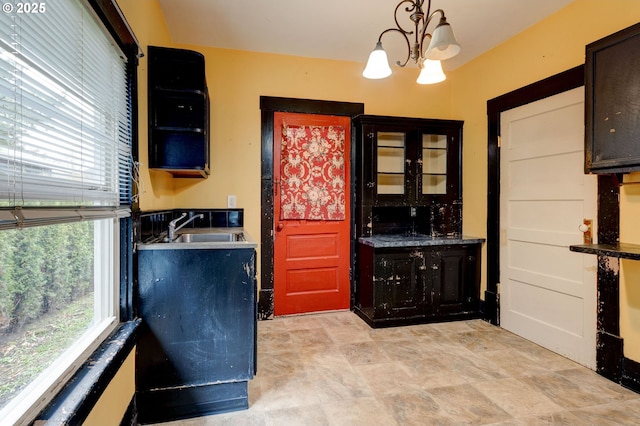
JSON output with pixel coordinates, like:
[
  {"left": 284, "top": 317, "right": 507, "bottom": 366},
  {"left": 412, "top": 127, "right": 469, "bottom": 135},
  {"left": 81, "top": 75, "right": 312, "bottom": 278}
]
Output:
[
  {"left": 363, "top": 42, "right": 392, "bottom": 79},
  {"left": 416, "top": 59, "right": 446, "bottom": 84}
]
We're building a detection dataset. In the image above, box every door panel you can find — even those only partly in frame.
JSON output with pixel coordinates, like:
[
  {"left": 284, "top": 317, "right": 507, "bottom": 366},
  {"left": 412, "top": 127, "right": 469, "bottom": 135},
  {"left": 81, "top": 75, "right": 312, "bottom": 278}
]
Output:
[
  {"left": 500, "top": 87, "right": 597, "bottom": 368},
  {"left": 274, "top": 112, "right": 351, "bottom": 315}
]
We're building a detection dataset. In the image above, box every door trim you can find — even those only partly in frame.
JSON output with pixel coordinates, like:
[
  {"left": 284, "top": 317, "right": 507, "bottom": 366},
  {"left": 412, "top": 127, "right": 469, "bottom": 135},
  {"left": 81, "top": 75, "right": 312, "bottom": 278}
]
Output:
[
  {"left": 486, "top": 65, "right": 584, "bottom": 324},
  {"left": 259, "top": 97, "right": 364, "bottom": 319},
  {"left": 487, "top": 65, "right": 631, "bottom": 384}
]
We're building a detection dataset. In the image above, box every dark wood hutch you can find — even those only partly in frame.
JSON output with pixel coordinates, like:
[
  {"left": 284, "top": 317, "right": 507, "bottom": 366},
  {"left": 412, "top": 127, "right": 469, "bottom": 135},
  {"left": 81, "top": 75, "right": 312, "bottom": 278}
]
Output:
[{"left": 353, "top": 115, "right": 484, "bottom": 327}]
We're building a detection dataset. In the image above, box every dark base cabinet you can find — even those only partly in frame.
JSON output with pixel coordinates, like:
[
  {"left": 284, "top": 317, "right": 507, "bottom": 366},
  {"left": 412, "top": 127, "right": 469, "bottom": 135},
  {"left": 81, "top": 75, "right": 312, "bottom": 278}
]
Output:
[
  {"left": 136, "top": 247, "right": 256, "bottom": 424},
  {"left": 356, "top": 241, "right": 482, "bottom": 328}
]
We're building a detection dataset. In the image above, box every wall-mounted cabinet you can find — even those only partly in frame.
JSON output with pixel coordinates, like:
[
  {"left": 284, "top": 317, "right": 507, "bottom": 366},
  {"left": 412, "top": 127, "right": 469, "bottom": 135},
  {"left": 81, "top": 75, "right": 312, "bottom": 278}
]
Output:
[
  {"left": 148, "top": 46, "right": 210, "bottom": 178},
  {"left": 585, "top": 22, "right": 640, "bottom": 174}
]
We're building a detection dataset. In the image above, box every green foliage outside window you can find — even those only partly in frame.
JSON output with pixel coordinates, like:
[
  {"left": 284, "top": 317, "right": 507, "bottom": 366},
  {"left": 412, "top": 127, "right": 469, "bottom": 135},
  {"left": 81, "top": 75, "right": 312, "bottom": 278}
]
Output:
[{"left": 0, "top": 222, "right": 95, "bottom": 407}]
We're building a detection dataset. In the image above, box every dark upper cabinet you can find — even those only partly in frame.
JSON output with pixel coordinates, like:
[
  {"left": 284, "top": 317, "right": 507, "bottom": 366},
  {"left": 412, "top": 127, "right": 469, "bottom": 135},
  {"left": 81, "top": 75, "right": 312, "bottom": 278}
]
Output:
[
  {"left": 148, "top": 46, "right": 210, "bottom": 178},
  {"left": 354, "top": 115, "right": 462, "bottom": 207},
  {"left": 586, "top": 22, "right": 640, "bottom": 174}
]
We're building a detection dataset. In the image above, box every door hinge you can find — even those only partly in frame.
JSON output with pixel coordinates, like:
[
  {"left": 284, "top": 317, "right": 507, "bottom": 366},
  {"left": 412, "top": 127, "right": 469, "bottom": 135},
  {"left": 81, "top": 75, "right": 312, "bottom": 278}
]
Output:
[
  {"left": 496, "top": 282, "right": 501, "bottom": 294},
  {"left": 497, "top": 136, "right": 502, "bottom": 148}
]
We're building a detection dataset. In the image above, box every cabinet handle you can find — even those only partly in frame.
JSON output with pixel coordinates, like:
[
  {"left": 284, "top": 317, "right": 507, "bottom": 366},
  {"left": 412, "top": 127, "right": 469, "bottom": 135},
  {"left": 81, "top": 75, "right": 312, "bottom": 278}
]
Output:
[
  {"left": 431, "top": 264, "right": 439, "bottom": 270},
  {"left": 367, "top": 182, "right": 375, "bottom": 188}
]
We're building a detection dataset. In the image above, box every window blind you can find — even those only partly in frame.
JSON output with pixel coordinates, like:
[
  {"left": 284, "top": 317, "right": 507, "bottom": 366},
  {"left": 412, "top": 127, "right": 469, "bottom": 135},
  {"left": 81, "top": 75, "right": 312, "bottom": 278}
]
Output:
[{"left": 0, "top": 0, "right": 132, "bottom": 228}]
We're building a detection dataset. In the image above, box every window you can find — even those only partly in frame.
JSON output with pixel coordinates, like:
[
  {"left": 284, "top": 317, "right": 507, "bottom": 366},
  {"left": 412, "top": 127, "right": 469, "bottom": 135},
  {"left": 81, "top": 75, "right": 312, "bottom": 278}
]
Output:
[{"left": 0, "top": 0, "right": 136, "bottom": 423}]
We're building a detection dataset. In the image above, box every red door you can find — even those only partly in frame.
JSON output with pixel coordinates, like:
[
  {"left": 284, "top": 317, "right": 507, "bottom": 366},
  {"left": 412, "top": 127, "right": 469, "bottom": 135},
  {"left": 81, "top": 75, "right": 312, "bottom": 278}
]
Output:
[{"left": 273, "top": 112, "right": 351, "bottom": 316}]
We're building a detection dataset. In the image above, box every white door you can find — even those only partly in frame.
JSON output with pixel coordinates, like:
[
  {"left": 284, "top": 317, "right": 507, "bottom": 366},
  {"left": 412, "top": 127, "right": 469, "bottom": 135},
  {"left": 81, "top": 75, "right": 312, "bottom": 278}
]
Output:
[{"left": 500, "top": 87, "right": 597, "bottom": 369}]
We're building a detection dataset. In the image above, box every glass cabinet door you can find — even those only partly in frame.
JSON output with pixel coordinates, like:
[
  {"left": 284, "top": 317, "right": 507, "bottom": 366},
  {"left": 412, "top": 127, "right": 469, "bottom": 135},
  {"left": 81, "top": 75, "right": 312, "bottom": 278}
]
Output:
[
  {"left": 421, "top": 133, "right": 447, "bottom": 195},
  {"left": 376, "top": 131, "right": 406, "bottom": 195}
]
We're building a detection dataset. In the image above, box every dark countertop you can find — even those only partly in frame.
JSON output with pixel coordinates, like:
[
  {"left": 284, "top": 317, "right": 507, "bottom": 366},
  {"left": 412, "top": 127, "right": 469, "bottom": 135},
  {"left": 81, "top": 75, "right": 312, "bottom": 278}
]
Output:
[
  {"left": 358, "top": 234, "right": 486, "bottom": 248},
  {"left": 570, "top": 243, "right": 640, "bottom": 260}
]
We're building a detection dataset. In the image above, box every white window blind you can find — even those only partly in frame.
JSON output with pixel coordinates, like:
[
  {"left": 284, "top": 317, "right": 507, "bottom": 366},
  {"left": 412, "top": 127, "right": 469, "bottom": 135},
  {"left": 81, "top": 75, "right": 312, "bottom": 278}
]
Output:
[{"left": 0, "top": 0, "right": 132, "bottom": 228}]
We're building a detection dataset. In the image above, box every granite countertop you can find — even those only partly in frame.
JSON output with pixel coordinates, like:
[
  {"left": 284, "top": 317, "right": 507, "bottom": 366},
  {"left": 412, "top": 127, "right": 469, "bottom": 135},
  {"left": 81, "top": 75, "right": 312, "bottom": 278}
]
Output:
[{"left": 359, "top": 234, "right": 486, "bottom": 248}]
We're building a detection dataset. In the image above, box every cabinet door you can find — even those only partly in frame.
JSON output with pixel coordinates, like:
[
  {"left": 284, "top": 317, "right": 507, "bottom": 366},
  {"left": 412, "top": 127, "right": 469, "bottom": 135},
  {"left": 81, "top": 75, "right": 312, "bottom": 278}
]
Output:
[
  {"left": 419, "top": 133, "right": 448, "bottom": 196},
  {"left": 373, "top": 250, "right": 424, "bottom": 318},
  {"left": 370, "top": 129, "right": 410, "bottom": 206},
  {"left": 424, "top": 246, "right": 469, "bottom": 315},
  {"left": 424, "top": 244, "right": 481, "bottom": 315},
  {"left": 416, "top": 128, "right": 461, "bottom": 204}
]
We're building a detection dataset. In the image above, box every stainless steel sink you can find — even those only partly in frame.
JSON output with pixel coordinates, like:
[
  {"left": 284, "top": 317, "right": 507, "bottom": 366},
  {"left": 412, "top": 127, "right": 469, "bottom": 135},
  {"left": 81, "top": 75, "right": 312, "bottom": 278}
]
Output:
[
  {"left": 174, "top": 232, "right": 244, "bottom": 243},
  {"left": 138, "top": 228, "right": 256, "bottom": 251}
]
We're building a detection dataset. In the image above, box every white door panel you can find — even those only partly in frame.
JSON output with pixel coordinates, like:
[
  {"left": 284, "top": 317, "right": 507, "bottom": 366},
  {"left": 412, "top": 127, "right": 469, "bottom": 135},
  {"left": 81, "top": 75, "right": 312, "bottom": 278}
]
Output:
[{"left": 500, "top": 87, "right": 597, "bottom": 369}]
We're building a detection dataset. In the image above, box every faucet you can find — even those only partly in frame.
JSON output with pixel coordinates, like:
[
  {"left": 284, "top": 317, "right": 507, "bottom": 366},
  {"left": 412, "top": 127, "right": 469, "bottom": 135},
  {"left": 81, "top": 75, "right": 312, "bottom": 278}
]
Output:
[{"left": 168, "top": 213, "right": 204, "bottom": 241}]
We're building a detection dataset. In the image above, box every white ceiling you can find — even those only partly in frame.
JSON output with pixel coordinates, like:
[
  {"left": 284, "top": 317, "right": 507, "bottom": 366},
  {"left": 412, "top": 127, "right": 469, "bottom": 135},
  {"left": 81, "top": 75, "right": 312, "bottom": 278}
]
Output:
[{"left": 156, "top": 0, "right": 574, "bottom": 71}]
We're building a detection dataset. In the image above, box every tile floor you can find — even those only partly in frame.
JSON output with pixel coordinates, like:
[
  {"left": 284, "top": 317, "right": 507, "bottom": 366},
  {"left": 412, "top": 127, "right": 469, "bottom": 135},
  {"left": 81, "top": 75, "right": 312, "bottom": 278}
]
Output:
[{"left": 157, "top": 311, "right": 640, "bottom": 425}]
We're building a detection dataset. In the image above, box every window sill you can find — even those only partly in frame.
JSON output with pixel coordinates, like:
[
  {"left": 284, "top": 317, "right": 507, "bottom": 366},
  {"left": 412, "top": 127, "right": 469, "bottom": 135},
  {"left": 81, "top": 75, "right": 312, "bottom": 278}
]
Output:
[{"left": 35, "top": 319, "right": 141, "bottom": 425}]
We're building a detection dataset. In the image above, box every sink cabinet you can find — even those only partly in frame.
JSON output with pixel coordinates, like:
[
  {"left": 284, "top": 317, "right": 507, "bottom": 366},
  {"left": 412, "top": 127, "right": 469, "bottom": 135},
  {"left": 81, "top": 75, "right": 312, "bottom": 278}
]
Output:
[
  {"left": 357, "top": 240, "right": 482, "bottom": 327},
  {"left": 136, "top": 246, "right": 256, "bottom": 423}
]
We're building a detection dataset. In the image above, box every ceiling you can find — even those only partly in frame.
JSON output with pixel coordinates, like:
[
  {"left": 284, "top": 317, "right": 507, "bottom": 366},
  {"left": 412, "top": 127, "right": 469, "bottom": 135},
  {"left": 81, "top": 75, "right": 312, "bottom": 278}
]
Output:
[{"left": 156, "top": 0, "right": 574, "bottom": 71}]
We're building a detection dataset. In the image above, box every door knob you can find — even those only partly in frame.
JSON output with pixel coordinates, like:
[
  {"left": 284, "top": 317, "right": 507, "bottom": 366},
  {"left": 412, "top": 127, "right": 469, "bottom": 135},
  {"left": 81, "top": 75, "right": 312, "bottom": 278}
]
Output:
[
  {"left": 276, "top": 222, "right": 285, "bottom": 231},
  {"left": 578, "top": 224, "right": 589, "bottom": 232}
]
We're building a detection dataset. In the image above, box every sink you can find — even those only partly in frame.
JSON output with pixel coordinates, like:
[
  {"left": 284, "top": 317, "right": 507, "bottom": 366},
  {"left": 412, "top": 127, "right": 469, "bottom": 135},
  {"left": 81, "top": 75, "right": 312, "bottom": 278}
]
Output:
[
  {"left": 137, "top": 228, "right": 256, "bottom": 251},
  {"left": 175, "top": 232, "right": 244, "bottom": 243}
]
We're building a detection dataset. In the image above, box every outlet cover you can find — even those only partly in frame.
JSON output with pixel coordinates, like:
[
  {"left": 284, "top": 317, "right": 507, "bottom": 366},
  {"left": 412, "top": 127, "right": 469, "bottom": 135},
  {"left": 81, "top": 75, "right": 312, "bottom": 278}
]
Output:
[{"left": 227, "top": 195, "right": 236, "bottom": 208}]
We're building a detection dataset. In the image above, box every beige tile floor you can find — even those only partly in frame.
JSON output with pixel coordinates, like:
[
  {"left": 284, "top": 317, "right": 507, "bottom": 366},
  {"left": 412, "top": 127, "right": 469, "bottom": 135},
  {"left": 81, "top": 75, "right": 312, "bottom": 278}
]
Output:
[{"left": 157, "top": 311, "right": 640, "bottom": 425}]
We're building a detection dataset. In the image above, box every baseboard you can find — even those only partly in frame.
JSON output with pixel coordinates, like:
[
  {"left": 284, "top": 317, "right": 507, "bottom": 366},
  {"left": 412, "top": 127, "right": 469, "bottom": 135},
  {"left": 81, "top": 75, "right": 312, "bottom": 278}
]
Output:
[
  {"left": 597, "top": 331, "right": 624, "bottom": 382},
  {"left": 483, "top": 290, "right": 498, "bottom": 325},
  {"left": 622, "top": 357, "right": 640, "bottom": 394},
  {"left": 137, "top": 381, "right": 249, "bottom": 424}
]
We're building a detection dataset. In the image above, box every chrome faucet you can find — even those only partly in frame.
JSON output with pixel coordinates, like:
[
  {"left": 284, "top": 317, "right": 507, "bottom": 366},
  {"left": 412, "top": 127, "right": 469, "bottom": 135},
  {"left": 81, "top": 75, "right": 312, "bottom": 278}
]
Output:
[{"left": 168, "top": 213, "right": 204, "bottom": 241}]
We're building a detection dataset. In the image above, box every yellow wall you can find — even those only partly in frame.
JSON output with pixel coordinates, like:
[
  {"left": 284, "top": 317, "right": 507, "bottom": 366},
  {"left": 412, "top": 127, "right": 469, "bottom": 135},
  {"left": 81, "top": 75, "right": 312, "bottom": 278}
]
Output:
[
  {"left": 82, "top": 350, "right": 135, "bottom": 425},
  {"left": 117, "top": 0, "right": 640, "bottom": 361}
]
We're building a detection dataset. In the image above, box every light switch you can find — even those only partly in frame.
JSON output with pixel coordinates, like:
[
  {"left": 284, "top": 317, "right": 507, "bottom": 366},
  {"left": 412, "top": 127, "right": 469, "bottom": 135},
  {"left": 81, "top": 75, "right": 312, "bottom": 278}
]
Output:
[{"left": 227, "top": 195, "right": 236, "bottom": 208}]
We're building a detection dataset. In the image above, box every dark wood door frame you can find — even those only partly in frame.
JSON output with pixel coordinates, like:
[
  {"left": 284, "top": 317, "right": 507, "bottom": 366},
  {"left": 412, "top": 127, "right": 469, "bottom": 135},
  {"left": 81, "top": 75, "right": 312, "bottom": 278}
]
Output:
[{"left": 259, "top": 97, "right": 364, "bottom": 319}]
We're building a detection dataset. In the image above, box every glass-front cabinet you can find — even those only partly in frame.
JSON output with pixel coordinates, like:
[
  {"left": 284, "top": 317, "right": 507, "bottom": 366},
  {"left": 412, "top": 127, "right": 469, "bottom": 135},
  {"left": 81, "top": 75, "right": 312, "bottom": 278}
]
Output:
[
  {"left": 353, "top": 115, "right": 484, "bottom": 328},
  {"left": 355, "top": 115, "right": 462, "bottom": 208},
  {"left": 376, "top": 131, "right": 406, "bottom": 196},
  {"left": 421, "top": 133, "right": 448, "bottom": 195}
]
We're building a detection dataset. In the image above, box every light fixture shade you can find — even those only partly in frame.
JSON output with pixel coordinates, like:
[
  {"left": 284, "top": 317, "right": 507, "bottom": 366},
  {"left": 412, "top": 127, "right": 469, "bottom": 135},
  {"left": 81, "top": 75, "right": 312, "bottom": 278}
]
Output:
[
  {"left": 416, "top": 59, "right": 446, "bottom": 84},
  {"left": 425, "top": 20, "right": 461, "bottom": 61},
  {"left": 362, "top": 42, "right": 392, "bottom": 79}
]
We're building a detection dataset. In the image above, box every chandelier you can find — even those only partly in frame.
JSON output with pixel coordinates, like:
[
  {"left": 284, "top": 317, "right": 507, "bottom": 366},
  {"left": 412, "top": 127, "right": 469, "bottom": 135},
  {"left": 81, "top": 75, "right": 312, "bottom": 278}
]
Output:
[{"left": 363, "top": 0, "right": 461, "bottom": 84}]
